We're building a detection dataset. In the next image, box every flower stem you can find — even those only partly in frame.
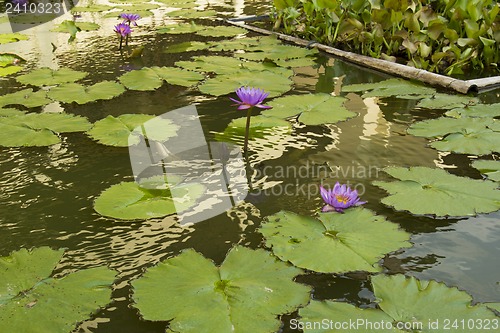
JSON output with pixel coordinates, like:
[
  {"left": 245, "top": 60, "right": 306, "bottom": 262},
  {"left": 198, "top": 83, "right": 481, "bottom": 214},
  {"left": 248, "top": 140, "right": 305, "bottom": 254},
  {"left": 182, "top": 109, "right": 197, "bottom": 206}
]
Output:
[
  {"left": 119, "top": 36, "right": 123, "bottom": 50},
  {"left": 243, "top": 107, "right": 252, "bottom": 153}
]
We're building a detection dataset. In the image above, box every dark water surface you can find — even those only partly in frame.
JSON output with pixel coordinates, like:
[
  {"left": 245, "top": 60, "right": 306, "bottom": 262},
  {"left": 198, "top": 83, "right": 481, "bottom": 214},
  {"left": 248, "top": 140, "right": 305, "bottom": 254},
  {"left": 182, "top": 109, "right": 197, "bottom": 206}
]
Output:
[{"left": 1, "top": 1, "right": 499, "bottom": 332}]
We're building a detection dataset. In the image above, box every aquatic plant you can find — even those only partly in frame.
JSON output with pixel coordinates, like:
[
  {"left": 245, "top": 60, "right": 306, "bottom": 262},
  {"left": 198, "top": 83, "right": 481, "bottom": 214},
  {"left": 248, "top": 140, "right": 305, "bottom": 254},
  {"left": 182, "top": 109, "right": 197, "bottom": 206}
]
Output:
[
  {"left": 114, "top": 22, "right": 132, "bottom": 50},
  {"left": 320, "top": 182, "right": 366, "bottom": 213},
  {"left": 120, "top": 13, "right": 141, "bottom": 26},
  {"left": 230, "top": 86, "right": 272, "bottom": 152}
]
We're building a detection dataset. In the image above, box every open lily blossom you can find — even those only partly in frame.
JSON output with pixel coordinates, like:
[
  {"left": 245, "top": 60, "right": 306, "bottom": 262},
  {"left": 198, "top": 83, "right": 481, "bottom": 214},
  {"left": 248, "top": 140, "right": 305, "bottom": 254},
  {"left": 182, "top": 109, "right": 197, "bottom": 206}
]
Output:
[
  {"left": 121, "top": 13, "right": 141, "bottom": 26},
  {"left": 320, "top": 182, "right": 366, "bottom": 213},
  {"left": 114, "top": 23, "right": 132, "bottom": 37},
  {"left": 230, "top": 86, "right": 272, "bottom": 110},
  {"left": 12, "top": 0, "right": 28, "bottom": 5}
]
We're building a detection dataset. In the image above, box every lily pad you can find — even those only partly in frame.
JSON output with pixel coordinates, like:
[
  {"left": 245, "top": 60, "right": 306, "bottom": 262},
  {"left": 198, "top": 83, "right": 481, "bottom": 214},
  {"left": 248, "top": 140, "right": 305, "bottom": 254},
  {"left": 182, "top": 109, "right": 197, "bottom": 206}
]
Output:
[
  {"left": 164, "top": 41, "right": 212, "bottom": 53},
  {"left": 274, "top": 57, "right": 318, "bottom": 68},
  {"left": 195, "top": 25, "right": 247, "bottom": 37},
  {"left": 237, "top": 44, "right": 318, "bottom": 62},
  {"left": 0, "top": 108, "right": 25, "bottom": 117},
  {"left": 228, "top": 115, "right": 292, "bottom": 130},
  {"left": 8, "top": 13, "right": 58, "bottom": 24},
  {"left": 118, "top": 68, "right": 163, "bottom": 91},
  {"left": 199, "top": 69, "right": 293, "bottom": 98},
  {"left": 87, "top": 114, "right": 179, "bottom": 147},
  {"left": 16, "top": 67, "right": 88, "bottom": 86},
  {"left": 51, "top": 21, "right": 100, "bottom": 32},
  {"left": 116, "top": 3, "right": 159, "bottom": 10},
  {"left": 151, "top": 66, "right": 204, "bottom": 87},
  {"left": 0, "top": 33, "right": 28, "bottom": 44},
  {"left": 373, "top": 166, "right": 500, "bottom": 217},
  {"left": 408, "top": 117, "right": 500, "bottom": 155},
  {"left": 417, "top": 93, "right": 480, "bottom": 109},
  {"left": 260, "top": 208, "right": 411, "bottom": 274},
  {"left": 71, "top": 5, "right": 112, "bottom": 12},
  {"left": 94, "top": 180, "right": 205, "bottom": 220},
  {"left": 131, "top": 246, "right": 311, "bottom": 333},
  {"left": 47, "top": 81, "right": 125, "bottom": 104},
  {"left": 341, "top": 78, "right": 436, "bottom": 99},
  {"left": 208, "top": 37, "right": 262, "bottom": 51},
  {"left": 262, "top": 93, "right": 356, "bottom": 125},
  {"left": 471, "top": 160, "right": 500, "bottom": 182},
  {"left": 300, "top": 274, "right": 498, "bottom": 333},
  {"left": 0, "top": 53, "right": 25, "bottom": 67},
  {"left": 103, "top": 10, "right": 153, "bottom": 18},
  {"left": 0, "top": 89, "right": 51, "bottom": 108},
  {"left": 445, "top": 103, "right": 500, "bottom": 118},
  {"left": 156, "top": 22, "right": 204, "bottom": 34},
  {"left": 0, "top": 65, "right": 22, "bottom": 76},
  {"left": 0, "top": 247, "right": 115, "bottom": 333},
  {"left": 0, "top": 113, "right": 91, "bottom": 147},
  {"left": 166, "top": 9, "right": 217, "bottom": 18}
]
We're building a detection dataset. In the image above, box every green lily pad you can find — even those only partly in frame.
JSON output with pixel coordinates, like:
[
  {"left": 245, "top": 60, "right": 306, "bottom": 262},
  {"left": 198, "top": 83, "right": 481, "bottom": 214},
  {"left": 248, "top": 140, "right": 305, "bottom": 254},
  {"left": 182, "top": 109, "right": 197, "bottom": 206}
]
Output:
[
  {"left": 228, "top": 115, "right": 292, "bottom": 130},
  {"left": 151, "top": 66, "right": 204, "bottom": 87},
  {"left": 408, "top": 117, "right": 500, "bottom": 155},
  {"left": 71, "top": 5, "right": 112, "bottom": 12},
  {"left": 300, "top": 274, "right": 498, "bottom": 333},
  {"left": 103, "top": 10, "right": 153, "bottom": 18},
  {"left": 445, "top": 103, "right": 500, "bottom": 118},
  {"left": 0, "top": 66, "right": 22, "bottom": 76},
  {"left": 16, "top": 67, "right": 88, "bottom": 86},
  {"left": 156, "top": 22, "right": 204, "bottom": 34},
  {"left": 417, "top": 93, "right": 480, "bottom": 109},
  {"left": 52, "top": 21, "right": 100, "bottom": 32},
  {"left": 237, "top": 44, "right": 318, "bottom": 62},
  {"left": 164, "top": 41, "right": 212, "bottom": 53},
  {"left": 47, "top": 81, "right": 125, "bottom": 104},
  {"left": 486, "top": 303, "right": 500, "bottom": 312},
  {"left": 262, "top": 93, "right": 356, "bottom": 125},
  {"left": 131, "top": 246, "right": 311, "bottom": 333},
  {"left": 118, "top": 68, "right": 163, "bottom": 91},
  {"left": 199, "top": 69, "right": 292, "bottom": 98},
  {"left": 274, "top": 57, "right": 317, "bottom": 68},
  {"left": 0, "top": 89, "right": 51, "bottom": 108},
  {"left": 87, "top": 114, "right": 179, "bottom": 147},
  {"left": 260, "top": 208, "right": 411, "bottom": 274},
  {"left": 166, "top": 9, "right": 217, "bottom": 18},
  {"left": 373, "top": 166, "right": 500, "bottom": 217},
  {"left": 0, "top": 247, "right": 115, "bottom": 333},
  {"left": 0, "top": 113, "right": 91, "bottom": 147},
  {"left": 94, "top": 180, "right": 205, "bottom": 220},
  {"left": 8, "top": 13, "right": 58, "bottom": 24},
  {"left": 195, "top": 25, "right": 247, "bottom": 37},
  {"left": 0, "top": 33, "right": 29, "bottom": 44},
  {"left": 342, "top": 78, "right": 436, "bottom": 99},
  {"left": 116, "top": 3, "right": 159, "bottom": 10},
  {"left": 0, "top": 53, "right": 25, "bottom": 67},
  {"left": 0, "top": 108, "right": 25, "bottom": 117},
  {"left": 208, "top": 37, "right": 262, "bottom": 51},
  {"left": 471, "top": 160, "right": 500, "bottom": 182}
]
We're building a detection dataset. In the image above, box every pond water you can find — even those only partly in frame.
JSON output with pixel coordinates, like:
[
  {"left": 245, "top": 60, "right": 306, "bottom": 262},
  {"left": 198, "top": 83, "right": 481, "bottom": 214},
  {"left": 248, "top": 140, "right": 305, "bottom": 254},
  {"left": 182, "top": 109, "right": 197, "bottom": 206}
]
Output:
[{"left": 1, "top": 0, "right": 499, "bottom": 332}]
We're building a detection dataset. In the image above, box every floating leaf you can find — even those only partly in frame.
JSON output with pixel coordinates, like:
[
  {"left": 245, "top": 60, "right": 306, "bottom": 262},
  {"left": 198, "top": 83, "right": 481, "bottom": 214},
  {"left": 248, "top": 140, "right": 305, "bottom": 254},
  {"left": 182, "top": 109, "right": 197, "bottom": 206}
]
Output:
[
  {"left": 373, "top": 166, "right": 500, "bottom": 217},
  {"left": 0, "top": 66, "right": 22, "bottom": 76},
  {"left": 132, "top": 246, "right": 311, "bottom": 333},
  {"left": 300, "top": 274, "right": 498, "bottom": 333},
  {"left": 116, "top": 3, "right": 159, "bottom": 10},
  {"left": 0, "top": 33, "right": 28, "bottom": 44},
  {"left": 52, "top": 21, "right": 100, "bottom": 32},
  {"left": 237, "top": 44, "right": 318, "bottom": 62},
  {"left": 94, "top": 180, "right": 204, "bottom": 220},
  {"left": 199, "top": 69, "right": 292, "bottom": 98},
  {"left": 445, "top": 103, "right": 500, "bottom": 118},
  {"left": 71, "top": 5, "right": 112, "bottom": 12},
  {"left": 8, "top": 14, "right": 57, "bottom": 24},
  {"left": 408, "top": 117, "right": 500, "bottom": 155},
  {"left": 472, "top": 160, "right": 500, "bottom": 182},
  {"left": 16, "top": 67, "right": 88, "bottom": 86},
  {"left": 228, "top": 115, "right": 292, "bottom": 130},
  {"left": 87, "top": 114, "right": 179, "bottom": 147},
  {"left": 195, "top": 25, "right": 247, "bottom": 37},
  {"left": 0, "top": 247, "right": 115, "bottom": 333},
  {"left": 156, "top": 22, "right": 204, "bottom": 34},
  {"left": 417, "top": 93, "right": 479, "bottom": 109},
  {"left": 103, "top": 10, "right": 153, "bottom": 18},
  {"left": 342, "top": 78, "right": 435, "bottom": 98},
  {"left": 164, "top": 41, "right": 212, "bottom": 53},
  {"left": 263, "top": 93, "right": 355, "bottom": 125},
  {"left": 274, "top": 57, "right": 317, "bottom": 68},
  {"left": 0, "top": 89, "right": 51, "bottom": 108},
  {"left": 208, "top": 37, "right": 262, "bottom": 51},
  {"left": 118, "top": 68, "right": 163, "bottom": 91},
  {"left": 166, "top": 9, "right": 217, "bottom": 18},
  {"left": 151, "top": 66, "right": 204, "bottom": 87},
  {"left": 260, "top": 208, "right": 411, "bottom": 274},
  {"left": 0, "top": 113, "right": 91, "bottom": 147},
  {"left": 47, "top": 81, "right": 125, "bottom": 104},
  {"left": 0, "top": 108, "right": 25, "bottom": 117},
  {"left": 0, "top": 53, "right": 25, "bottom": 67}
]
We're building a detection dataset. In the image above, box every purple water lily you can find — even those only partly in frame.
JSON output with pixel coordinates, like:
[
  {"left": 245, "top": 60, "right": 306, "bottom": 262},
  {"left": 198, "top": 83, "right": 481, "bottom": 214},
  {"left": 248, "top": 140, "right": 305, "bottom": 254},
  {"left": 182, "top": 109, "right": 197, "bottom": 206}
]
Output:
[
  {"left": 120, "top": 13, "right": 141, "bottom": 26},
  {"left": 230, "top": 87, "right": 272, "bottom": 110},
  {"left": 114, "top": 23, "right": 132, "bottom": 37},
  {"left": 320, "top": 183, "right": 366, "bottom": 213},
  {"left": 12, "top": 0, "right": 28, "bottom": 6}
]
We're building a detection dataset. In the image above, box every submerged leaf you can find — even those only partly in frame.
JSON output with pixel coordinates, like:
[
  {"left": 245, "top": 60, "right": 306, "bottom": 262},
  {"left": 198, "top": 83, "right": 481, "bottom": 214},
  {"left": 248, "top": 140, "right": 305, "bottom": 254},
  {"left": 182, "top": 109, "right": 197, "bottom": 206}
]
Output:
[
  {"left": 132, "top": 246, "right": 311, "bottom": 333},
  {"left": 260, "top": 208, "right": 411, "bottom": 273},
  {"left": 16, "top": 67, "right": 88, "bottom": 86},
  {"left": 373, "top": 166, "right": 500, "bottom": 217}
]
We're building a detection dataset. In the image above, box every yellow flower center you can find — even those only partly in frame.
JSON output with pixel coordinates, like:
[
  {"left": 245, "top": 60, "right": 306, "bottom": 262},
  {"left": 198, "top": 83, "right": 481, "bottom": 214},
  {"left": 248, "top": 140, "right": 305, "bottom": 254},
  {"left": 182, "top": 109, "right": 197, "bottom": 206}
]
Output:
[{"left": 335, "top": 195, "right": 349, "bottom": 204}]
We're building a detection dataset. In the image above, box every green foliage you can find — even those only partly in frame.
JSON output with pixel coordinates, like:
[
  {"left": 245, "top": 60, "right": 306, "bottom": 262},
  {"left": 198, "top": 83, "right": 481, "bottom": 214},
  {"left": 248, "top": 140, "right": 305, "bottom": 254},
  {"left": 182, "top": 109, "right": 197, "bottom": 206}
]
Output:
[
  {"left": 16, "top": 67, "right": 88, "bottom": 86},
  {"left": 271, "top": 0, "right": 500, "bottom": 74}
]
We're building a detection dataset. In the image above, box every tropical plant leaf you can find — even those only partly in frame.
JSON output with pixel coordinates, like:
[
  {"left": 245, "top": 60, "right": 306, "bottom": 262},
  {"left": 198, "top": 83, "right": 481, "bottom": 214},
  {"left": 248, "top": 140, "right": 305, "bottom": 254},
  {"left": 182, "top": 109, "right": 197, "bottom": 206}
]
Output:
[
  {"left": 195, "top": 25, "right": 247, "bottom": 37},
  {"left": 87, "top": 114, "right": 179, "bottom": 147},
  {"left": 151, "top": 66, "right": 204, "bottom": 87},
  {"left": 341, "top": 78, "right": 435, "bottom": 98},
  {"left": 47, "top": 81, "right": 125, "bottom": 104},
  {"left": 471, "top": 160, "right": 500, "bottom": 182},
  {"left": 0, "top": 89, "right": 51, "bottom": 108},
  {"left": 199, "top": 69, "right": 293, "bottom": 97},
  {"left": 263, "top": 93, "right": 356, "bottom": 125},
  {"left": 417, "top": 93, "right": 480, "bottom": 109},
  {"left": 0, "top": 33, "right": 29, "bottom": 44},
  {"left": 94, "top": 180, "right": 205, "bottom": 220},
  {"left": 300, "top": 274, "right": 498, "bottom": 333},
  {"left": 260, "top": 208, "right": 411, "bottom": 274},
  {"left": 131, "top": 246, "right": 311, "bottom": 333},
  {"left": 118, "top": 68, "right": 163, "bottom": 91},
  {"left": 0, "top": 247, "right": 115, "bottom": 333},
  {"left": 373, "top": 166, "right": 500, "bottom": 217},
  {"left": 445, "top": 103, "right": 500, "bottom": 118},
  {"left": 16, "top": 67, "right": 88, "bottom": 86},
  {"left": 164, "top": 41, "right": 212, "bottom": 53},
  {"left": 0, "top": 113, "right": 91, "bottom": 147}
]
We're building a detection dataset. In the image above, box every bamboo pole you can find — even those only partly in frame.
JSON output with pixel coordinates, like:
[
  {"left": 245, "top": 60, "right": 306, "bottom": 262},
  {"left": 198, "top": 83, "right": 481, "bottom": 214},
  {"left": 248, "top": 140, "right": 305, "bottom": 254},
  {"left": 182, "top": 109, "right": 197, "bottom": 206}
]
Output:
[{"left": 226, "top": 18, "right": 500, "bottom": 95}]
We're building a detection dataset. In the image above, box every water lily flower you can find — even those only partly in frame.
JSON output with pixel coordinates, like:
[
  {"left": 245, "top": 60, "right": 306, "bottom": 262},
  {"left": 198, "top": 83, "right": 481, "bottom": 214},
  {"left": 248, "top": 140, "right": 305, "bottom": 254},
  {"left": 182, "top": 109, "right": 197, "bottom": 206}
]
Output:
[
  {"left": 230, "top": 86, "right": 272, "bottom": 110},
  {"left": 114, "top": 23, "right": 132, "bottom": 37},
  {"left": 12, "top": 0, "right": 28, "bottom": 6},
  {"left": 320, "top": 183, "right": 366, "bottom": 213},
  {"left": 120, "top": 13, "right": 141, "bottom": 26}
]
